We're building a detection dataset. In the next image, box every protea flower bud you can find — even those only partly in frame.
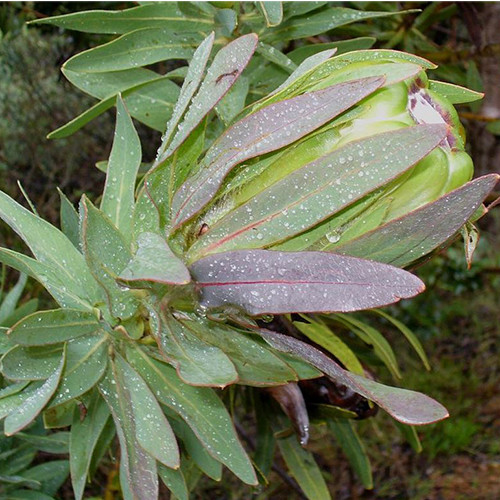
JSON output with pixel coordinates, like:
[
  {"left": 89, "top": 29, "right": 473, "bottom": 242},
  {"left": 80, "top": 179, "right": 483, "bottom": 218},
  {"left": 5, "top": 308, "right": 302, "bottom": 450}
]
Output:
[{"left": 186, "top": 50, "right": 475, "bottom": 259}]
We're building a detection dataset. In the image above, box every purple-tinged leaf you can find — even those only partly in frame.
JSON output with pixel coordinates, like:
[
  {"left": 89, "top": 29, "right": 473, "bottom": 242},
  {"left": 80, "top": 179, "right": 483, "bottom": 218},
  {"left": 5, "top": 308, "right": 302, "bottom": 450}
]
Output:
[
  {"left": 190, "top": 249, "right": 424, "bottom": 315},
  {"left": 162, "top": 34, "right": 258, "bottom": 165},
  {"left": 334, "top": 174, "right": 500, "bottom": 267},
  {"left": 258, "top": 329, "right": 448, "bottom": 425},
  {"left": 118, "top": 232, "right": 190, "bottom": 285},
  {"left": 171, "top": 76, "right": 385, "bottom": 228},
  {"left": 189, "top": 124, "right": 447, "bottom": 259}
]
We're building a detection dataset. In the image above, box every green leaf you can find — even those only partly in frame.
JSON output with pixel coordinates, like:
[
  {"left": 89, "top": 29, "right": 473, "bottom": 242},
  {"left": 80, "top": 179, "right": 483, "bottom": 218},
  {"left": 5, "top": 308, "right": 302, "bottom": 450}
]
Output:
[
  {"left": 43, "top": 400, "right": 75, "bottom": 429},
  {"left": 257, "top": 42, "right": 296, "bottom": 73},
  {"left": 333, "top": 314, "right": 401, "bottom": 379},
  {"left": 8, "top": 309, "right": 99, "bottom": 346},
  {"left": 4, "top": 347, "right": 65, "bottom": 435},
  {"left": 335, "top": 175, "right": 499, "bottom": 267},
  {"left": 158, "top": 463, "right": 188, "bottom": 500},
  {"left": 215, "top": 8, "right": 237, "bottom": 36},
  {"left": 394, "top": 420, "right": 422, "bottom": 453},
  {"left": 215, "top": 75, "right": 249, "bottom": 125},
  {"left": 169, "top": 417, "right": 222, "bottom": 481},
  {"left": 0, "top": 249, "right": 92, "bottom": 311},
  {"left": 50, "top": 335, "right": 108, "bottom": 406},
  {"left": 329, "top": 419, "right": 372, "bottom": 489},
  {"left": 63, "top": 28, "right": 197, "bottom": 74},
  {"left": 101, "top": 97, "right": 141, "bottom": 244},
  {"left": 254, "top": 399, "right": 276, "bottom": 477},
  {"left": 80, "top": 197, "right": 140, "bottom": 320},
  {"left": 156, "top": 311, "right": 238, "bottom": 387},
  {"left": 115, "top": 353, "right": 180, "bottom": 468},
  {"left": 1, "top": 345, "right": 63, "bottom": 380},
  {"left": 16, "top": 431, "right": 69, "bottom": 454},
  {"left": 180, "top": 317, "right": 298, "bottom": 386},
  {"left": 294, "top": 320, "right": 364, "bottom": 375},
  {"left": 428, "top": 80, "right": 483, "bottom": 104},
  {"left": 372, "top": 309, "right": 430, "bottom": 370},
  {"left": 58, "top": 189, "right": 80, "bottom": 248},
  {"left": 5, "top": 491, "right": 54, "bottom": 500},
  {"left": 266, "top": 7, "right": 416, "bottom": 40},
  {"left": 287, "top": 38, "right": 376, "bottom": 63},
  {"left": 486, "top": 120, "right": 500, "bottom": 136},
  {"left": 174, "top": 76, "right": 384, "bottom": 230},
  {"left": 118, "top": 232, "right": 190, "bottom": 285},
  {"left": 1, "top": 299, "right": 38, "bottom": 330},
  {"left": 0, "top": 192, "right": 98, "bottom": 307},
  {"left": 0, "top": 273, "right": 26, "bottom": 324},
  {"left": 20, "top": 460, "right": 69, "bottom": 496},
  {"left": 98, "top": 365, "right": 158, "bottom": 500},
  {"left": 258, "top": 1, "right": 283, "bottom": 26},
  {"left": 30, "top": 3, "right": 212, "bottom": 34},
  {"left": 0, "top": 383, "right": 42, "bottom": 419},
  {"left": 154, "top": 32, "right": 214, "bottom": 166},
  {"left": 161, "top": 34, "right": 258, "bottom": 164},
  {"left": 0, "top": 381, "right": 29, "bottom": 399},
  {"left": 277, "top": 434, "right": 331, "bottom": 500},
  {"left": 127, "top": 346, "right": 257, "bottom": 485}
]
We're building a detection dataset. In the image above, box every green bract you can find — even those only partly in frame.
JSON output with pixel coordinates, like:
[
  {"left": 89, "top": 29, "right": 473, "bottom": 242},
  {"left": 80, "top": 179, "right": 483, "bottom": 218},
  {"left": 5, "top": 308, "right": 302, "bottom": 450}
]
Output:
[{"left": 0, "top": 28, "right": 497, "bottom": 500}]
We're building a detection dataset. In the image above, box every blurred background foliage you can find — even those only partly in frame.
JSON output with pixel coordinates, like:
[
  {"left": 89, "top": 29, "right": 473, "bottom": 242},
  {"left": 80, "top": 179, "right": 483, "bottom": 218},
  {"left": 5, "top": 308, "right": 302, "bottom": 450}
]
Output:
[{"left": 0, "top": 1, "right": 499, "bottom": 499}]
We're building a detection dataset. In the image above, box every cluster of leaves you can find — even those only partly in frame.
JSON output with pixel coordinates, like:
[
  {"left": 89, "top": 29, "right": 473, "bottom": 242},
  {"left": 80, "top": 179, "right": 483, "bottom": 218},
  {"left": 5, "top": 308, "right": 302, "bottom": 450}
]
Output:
[{"left": 0, "top": 3, "right": 497, "bottom": 499}]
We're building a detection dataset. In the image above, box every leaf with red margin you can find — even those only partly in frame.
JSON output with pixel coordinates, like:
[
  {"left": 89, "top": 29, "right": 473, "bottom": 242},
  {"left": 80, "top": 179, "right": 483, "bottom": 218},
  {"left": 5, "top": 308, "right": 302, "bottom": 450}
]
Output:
[
  {"left": 190, "top": 249, "right": 425, "bottom": 315},
  {"left": 334, "top": 174, "right": 500, "bottom": 267},
  {"left": 258, "top": 329, "right": 448, "bottom": 425},
  {"left": 171, "top": 76, "right": 385, "bottom": 228}
]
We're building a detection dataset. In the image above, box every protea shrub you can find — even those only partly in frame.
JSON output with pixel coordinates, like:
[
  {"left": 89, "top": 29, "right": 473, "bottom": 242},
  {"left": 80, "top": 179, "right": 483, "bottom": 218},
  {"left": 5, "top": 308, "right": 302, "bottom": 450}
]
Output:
[{"left": 0, "top": 33, "right": 497, "bottom": 500}]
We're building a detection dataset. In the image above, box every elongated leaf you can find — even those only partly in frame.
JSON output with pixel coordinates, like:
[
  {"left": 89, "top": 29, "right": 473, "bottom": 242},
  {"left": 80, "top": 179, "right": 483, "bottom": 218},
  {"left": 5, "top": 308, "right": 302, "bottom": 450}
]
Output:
[
  {"left": 58, "top": 190, "right": 80, "bottom": 248},
  {"left": 335, "top": 175, "right": 499, "bottom": 267},
  {"left": 163, "top": 34, "right": 258, "bottom": 164},
  {"left": 1, "top": 345, "right": 62, "bottom": 380},
  {"left": 0, "top": 192, "right": 98, "bottom": 306},
  {"left": 4, "top": 348, "right": 65, "bottom": 435},
  {"left": 16, "top": 431, "right": 69, "bottom": 454},
  {"left": 190, "top": 249, "right": 424, "bottom": 315},
  {"left": 158, "top": 464, "right": 188, "bottom": 500},
  {"left": 99, "top": 365, "right": 158, "bottom": 500},
  {"left": 266, "top": 7, "right": 416, "bottom": 41},
  {"left": 372, "top": 309, "right": 430, "bottom": 370},
  {"left": 0, "top": 249, "right": 92, "bottom": 311},
  {"left": 20, "top": 460, "right": 69, "bottom": 496},
  {"left": 127, "top": 346, "right": 257, "bottom": 485},
  {"left": 63, "top": 28, "right": 197, "bottom": 74},
  {"left": 50, "top": 335, "right": 108, "bottom": 406},
  {"left": 0, "top": 382, "right": 41, "bottom": 419},
  {"left": 190, "top": 124, "right": 447, "bottom": 257},
  {"left": 157, "top": 312, "right": 237, "bottom": 387},
  {"left": 101, "top": 97, "right": 141, "bottom": 243},
  {"left": 287, "top": 38, "right": 376, "bottom": 63},
  {"left": 155, "top": 32, "right": 214, "bottom": 166},
  {"left": 294, "top": 320, "right": 364, "bottom": 375},
  {"left": 257, "top": 42, "right": 296, "bottom": 73},
  {"left": 271, "top": 48, "right": 337, "bottom": 96},
  {"left": 8, "top": 309, "right": 99, "bottom": 346},
  {"left": 0, "top": 298, "right": 38, "bottom": 329},
  {"left": 169, "top": 417, "right": 222, "bottom": 481},
  {"left": 118, "top": 232, "right": 190, "bottom": 285},
  {"left": 0, "top": 381, "right": 29, "bottom": 399},
  {"left": 115, "top": 353, "right": 179, "bottom": 468},
  {"left": 277, "top": 434, "right": 331, "bottom": 500},
  {"left": 178, "top": 317, "right": 298, "bottom": 386},
  {"left": 429, "top": 80, "right": 483, "bottom": 104},
  {"left": 80, "top": 197, "right": 140, "bottom": 320},
  {"left": 172, "top": 76, "right": 384, "bottom": 228},
  {"left": 329, "top": 419, "right": 372, "bottom": 489},
  {"left": 30, "top": 3, "right": 212, "bottom": 34},
  {"left": 0, "top": 273, "right": 27, "bottom": 324},
  {"left": 258, "top": 329, "right": 449, "bottom": 425},
  {"left": 259, "top": 1, "right": 283, "bottom": 26}
]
